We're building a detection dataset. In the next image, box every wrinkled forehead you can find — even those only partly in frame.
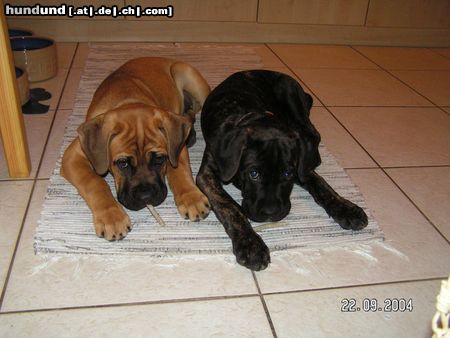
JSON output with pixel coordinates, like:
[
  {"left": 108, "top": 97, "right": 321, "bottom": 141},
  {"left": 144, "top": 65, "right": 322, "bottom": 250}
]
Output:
[
  {"left": 109, "top": 113, "right": 167, "bottom": 159},
  {"left": 244, "top": 131, "right": 298, "bottom": 167}
]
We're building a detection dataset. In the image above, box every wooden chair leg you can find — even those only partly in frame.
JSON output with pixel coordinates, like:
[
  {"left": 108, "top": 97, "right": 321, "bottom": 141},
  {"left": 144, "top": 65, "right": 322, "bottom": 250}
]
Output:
[{"left": 0, "top": 5, "right": 31, "bottom": 178}]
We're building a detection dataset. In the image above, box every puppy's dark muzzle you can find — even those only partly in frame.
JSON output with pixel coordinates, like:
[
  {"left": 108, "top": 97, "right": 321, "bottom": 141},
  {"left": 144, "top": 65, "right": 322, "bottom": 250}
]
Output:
[
  {"left": 118, "top": 183, "right": 168, "bottom": 211},
  {"left": 242, "top": 200, "right": 291, "bottom": 223}
]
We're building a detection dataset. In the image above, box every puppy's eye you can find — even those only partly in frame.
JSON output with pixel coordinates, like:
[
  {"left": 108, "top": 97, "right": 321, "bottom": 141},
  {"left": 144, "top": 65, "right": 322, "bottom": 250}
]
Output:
[
  {"left": 115, "top": 158, "right": 129, "bottom": 170},
  {"left": 249, "top": 169, "right": 260, "bottom": 180},
  {"left": 283, "top": 170, "right": 293, "bottom": 179},
  {"left": 151, "top": 153, "right": 166, "bottom": 166}
]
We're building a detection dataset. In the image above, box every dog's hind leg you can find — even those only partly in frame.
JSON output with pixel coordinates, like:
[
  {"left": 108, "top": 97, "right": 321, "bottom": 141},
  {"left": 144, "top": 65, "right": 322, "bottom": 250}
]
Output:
[
  {"left": 171, "top": 62, "right": 211, "bottom": 120},
  {"left": 300, "top": 171, "right": 368, "bottom": 231},
  {"left": 197, "top": 150, "right": 270, "bottom": 271},
  {"left": 182, "top": 90, "right": 197, "bottom": 148},
  {"left": 171, "top": 62, "right": 210, "bottom": 148}
]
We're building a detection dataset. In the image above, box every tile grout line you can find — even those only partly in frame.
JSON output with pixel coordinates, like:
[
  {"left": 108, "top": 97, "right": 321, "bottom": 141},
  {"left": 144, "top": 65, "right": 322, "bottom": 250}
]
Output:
[
  {"left": 265, "top": 43, "right": 450, "bottom": 245},
  {"left": 0, "top": 293, "right": 260, "bottom": 316},
  {"left": 348, "top": 164, "right": 450, "bottom": 170},
  {"left": 381, "top": 170, "right": 450, "bottom": 244},
  {"left": 255, "top": 0, "right": 260, "bottom": 22},
  {"left": 0, "top": 43, "right": 79, "bottom": 311},
  {"left": 363, "top": 0, "right": 371, "bottom": 26},
  {"left": 349, "top": 46, "right": 450, "bottom": 117},
  {"left": 0, "top": 276, "right": 444, "bottom": 317},
  {"left": 0, "top": 179, "right": 37, "bottom": 311},
  {"left": 262, "top": 276, "right": 446, "bottom": 297},
  {"left": 252, "top": 271, "right": 278, "bottom": 338}
]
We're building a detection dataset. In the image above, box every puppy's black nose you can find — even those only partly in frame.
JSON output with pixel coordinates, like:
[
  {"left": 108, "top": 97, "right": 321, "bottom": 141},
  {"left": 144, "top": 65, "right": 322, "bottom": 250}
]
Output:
[
  {"left": 261, "top": 204, "right": 281, "bottom": 219},
  {"left": 134, "top": 184, "right": 167, "bottom": 207},
  {"left": 136, "top": 189, "right": 154, "bottom": 201}
]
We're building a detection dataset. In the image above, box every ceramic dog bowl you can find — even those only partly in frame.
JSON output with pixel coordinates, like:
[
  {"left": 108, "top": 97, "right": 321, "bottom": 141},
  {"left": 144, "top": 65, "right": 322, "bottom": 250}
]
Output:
[
  {"left": 8, "top": 29, "right": 33, "bottom": 37},
  {"left": 15, "top": 67, "right": 30, "bottom": 106},
  {"left": 10, "top": 37, "right": 57, "bottom": 82}
]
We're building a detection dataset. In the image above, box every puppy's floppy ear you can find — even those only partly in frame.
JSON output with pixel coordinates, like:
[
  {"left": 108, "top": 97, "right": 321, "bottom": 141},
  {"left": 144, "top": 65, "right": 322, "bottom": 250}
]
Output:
[
  {"left": 213, "top": 128, "right": 247, "bottom": 182},
  {"left": 273, "top": 73, "right": 321, "bottom": 183},
  {"left": 274, "top": 73, "right": 315, "bottom": 124},
  {"left": 77, "top": 114, "right": 117, "bottom": 176},
  {"left": 296, "top": 132, "right": 321, "bottom": 185},
  {"left": 159, "top": 112, "right": 192, "bottom": 167},
  {"left": 212, "top": 113, "right": 259, "bottom": 182},
  {"left": 303, "top": 92, "right": 313, "bottom": 113}
]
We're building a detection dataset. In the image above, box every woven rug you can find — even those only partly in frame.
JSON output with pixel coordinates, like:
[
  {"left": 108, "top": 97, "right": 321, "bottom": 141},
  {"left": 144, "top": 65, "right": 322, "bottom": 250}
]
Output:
[{"left": 35, "top": 43, "right": 383, "bottom": 256}]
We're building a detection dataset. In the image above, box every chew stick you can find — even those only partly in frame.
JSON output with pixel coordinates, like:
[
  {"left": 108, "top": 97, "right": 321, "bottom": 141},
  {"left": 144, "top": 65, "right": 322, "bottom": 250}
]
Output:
[
  {"left": 253, "top": 222, "right": 287, "bottom": 232},
  {"left": 146, "top": 205, "right": 165, "bottom": 226}
]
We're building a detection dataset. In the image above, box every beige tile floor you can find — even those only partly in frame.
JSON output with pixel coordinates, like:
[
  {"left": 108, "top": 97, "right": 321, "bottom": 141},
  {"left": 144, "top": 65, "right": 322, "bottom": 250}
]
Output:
[{"left": 0, "top": 43, "right": 449, "bottom": 337}]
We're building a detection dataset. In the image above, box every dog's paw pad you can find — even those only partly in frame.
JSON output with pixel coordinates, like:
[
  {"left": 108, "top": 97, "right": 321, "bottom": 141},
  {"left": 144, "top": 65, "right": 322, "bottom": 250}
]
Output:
[
  {"left": 233, "top": 233, "right": 271, "bottom": 271},
  {"left": 333, "top": 201, "right": 368, "bottom": 231},
  {"left": 176, "top": 189, "right": 210, "bottom": 222},
  {"left": 93, "top": 204, "right": 132, "bottom": 241}
]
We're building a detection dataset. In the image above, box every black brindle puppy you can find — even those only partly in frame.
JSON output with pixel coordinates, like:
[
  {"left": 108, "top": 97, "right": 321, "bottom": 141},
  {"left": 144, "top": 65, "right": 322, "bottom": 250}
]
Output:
[{"left": 197, "top": 70, "right": 368, "bottom": 271}]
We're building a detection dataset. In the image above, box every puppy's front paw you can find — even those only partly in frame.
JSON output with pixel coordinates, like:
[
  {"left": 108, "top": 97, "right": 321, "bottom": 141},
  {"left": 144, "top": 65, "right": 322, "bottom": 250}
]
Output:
[
  {"left": 93, "top": 204, "right": 132, "bottom": 241},
  {"left": 233, "top": 232, "right": 270, "bottom": 271},
  {"left": 176, "top": 189, "right": 210, "bottom": 221},
  {"left": 332, "top": 200, "right": 368, "bottom": 231}
]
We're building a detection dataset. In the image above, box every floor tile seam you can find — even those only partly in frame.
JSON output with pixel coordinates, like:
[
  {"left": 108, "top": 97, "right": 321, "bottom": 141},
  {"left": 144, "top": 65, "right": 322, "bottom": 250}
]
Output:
[
  {"left": 1, "top": 276, "right": 446, "bottom": 316},
  {"left": 0, "top": 293, "right": 260, "bottom": 316},
  {"left": 0, "top": 178, "right": 51, "bottom": 183},
  {"left": 290, "top": 66, "right": 450, "bottom": 72},
  {"left": 363, "top": 0, "right": 371, "bottom": 26},
  {"left": 34, "top": 43, "right": 79, "bottom": 180},
  {"left": 252, "top": 271, "right": 278, "bottom": 338},
  {"left": 266, "top": 44, "right": 449, "bottom": 243},
  {"left": 350, "top": 46, "right": 448, "bottom": 111},
  {"left": 382, "top": 164, "right": 450, "bottom": 170},
  {"left": 0, "top": 178, "right": 35, "bottom": 183},
  {"left": 342, "top": 165, "right": 378, "bottom": 170},
  {"left": 387, "top": 69, "right": 450, "bottom": 73},
  {"left": 385, "top": 68, "right": 450, "bottom": 71},
  {"left": 375, "top": 164, "right": 449, "bottom": 243},
  {"left": 0, "top": 180, "right": 38, "bottom": 311},
  {"left": 382, "top": 169, "right": 450, "bottom": 244},
  {"left": 261, "top": 276, "right": 447, "bottom": 298},
  {"left": 255, "top": 0, "right": 260, "bottom": 23}
]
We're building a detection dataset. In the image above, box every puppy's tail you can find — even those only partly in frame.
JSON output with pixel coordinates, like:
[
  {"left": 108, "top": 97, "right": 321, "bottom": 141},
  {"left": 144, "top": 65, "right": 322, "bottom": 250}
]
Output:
[{"left": 170, "top": 62, "right": 211, "bottom": 120}]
